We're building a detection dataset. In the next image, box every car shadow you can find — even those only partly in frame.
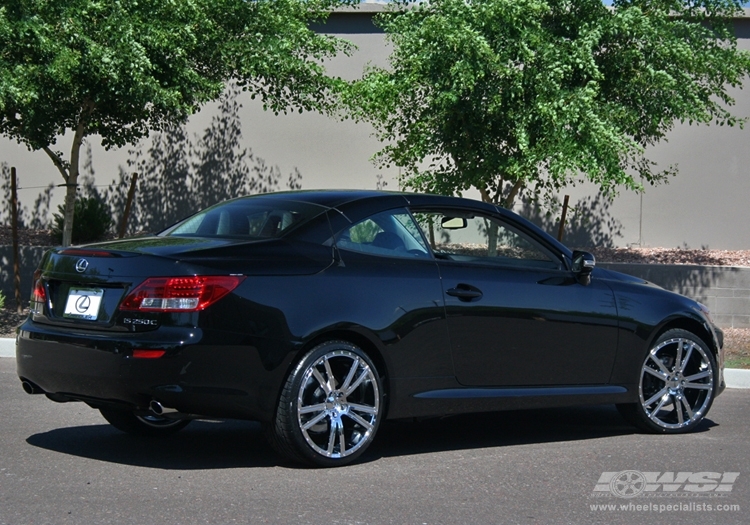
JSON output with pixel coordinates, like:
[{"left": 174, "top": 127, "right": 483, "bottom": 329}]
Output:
[
  {"left": 368, "top": 404, "right": 717, "bottom": 462},
  {"left": 25, "top": 405, "right": 717, "bottom": 469},
  {"left": 26, "top": 419, "right": 282, "bottom": 470}
]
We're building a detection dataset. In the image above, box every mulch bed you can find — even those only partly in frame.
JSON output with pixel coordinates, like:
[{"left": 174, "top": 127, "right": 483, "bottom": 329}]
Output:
[
  {"left": 0, "top": 306, "right": 27, "bottom": 338},
  {"left": 584, "top": 247, "right": 750, "bottom": 267},
  {"left": 0, "top": 226, "right": 55, "bottom": 247}
]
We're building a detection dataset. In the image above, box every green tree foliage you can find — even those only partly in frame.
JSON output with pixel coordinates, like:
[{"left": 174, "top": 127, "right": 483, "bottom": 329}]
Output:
[
  {"left": 0, "top": 0, "right": 354, "bottom": 246},
  {"left": 348, "top": 0, "right": 750, "bottom": 207}
]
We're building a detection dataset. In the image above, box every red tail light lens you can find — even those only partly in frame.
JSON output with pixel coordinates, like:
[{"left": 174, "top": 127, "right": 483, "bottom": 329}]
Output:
[
  {"left": 132, "top": 349, "right": 166, "bottom": 359},
  {"left": 33, "top": 280, "right": 47, "bottom": 302},
  {"left": 120, "top": 275, "right": 245, "bottom": 312},
  {"left": 59, "top": 248, "right": 114, "bottom": 257},
  {"left": 31, "top": 270, "right": 46, "bottom": 310}
]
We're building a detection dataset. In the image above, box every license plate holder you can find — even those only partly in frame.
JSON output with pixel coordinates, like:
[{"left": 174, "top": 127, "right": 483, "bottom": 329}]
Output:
[{"left": 63, "top": 288, "right": 104, "bottom": 321}]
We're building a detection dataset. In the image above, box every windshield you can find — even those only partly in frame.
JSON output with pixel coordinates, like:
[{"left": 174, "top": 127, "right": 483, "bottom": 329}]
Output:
[{"left": 161, "top": 197, "right": 326, "bottom": 239}]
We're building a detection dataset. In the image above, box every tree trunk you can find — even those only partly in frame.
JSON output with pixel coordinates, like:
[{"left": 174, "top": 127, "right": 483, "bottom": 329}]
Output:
[
  {"left": 60, "top": 102, "right": 92, "bottom": 247},
  {"left": 500, "top": 180, "right": 525, "bottom": 209},
  {"left": 487, "top": 220, "right": 498, "bottom": 257},
  {"left": 10, "top": 167, "right": 23, "bottom": 313},
  {"left": 478, "top": 179, "right": 524, "bottom": 209},
  {"left": 61, "top": 177, "right": 77, "bottom": 247}
]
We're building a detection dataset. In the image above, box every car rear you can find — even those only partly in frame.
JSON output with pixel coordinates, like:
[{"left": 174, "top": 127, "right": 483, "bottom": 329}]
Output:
[
  {"left": 16, "top": 243, "right": 252, "bottom": 410},
  {"left": 16, "top": 194, "right": 336, "bottom": 420}
]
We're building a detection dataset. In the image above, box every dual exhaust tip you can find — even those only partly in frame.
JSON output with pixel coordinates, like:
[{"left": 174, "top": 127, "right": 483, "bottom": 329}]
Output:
[
  {"left": 22, "top": 380, "right": 179, "bottom": 418},
  {"left": 21, "top": 380, "right": 43, "bottom": 395},
  {"left": 21, "top": 380, "right": 73, "bottom": 403},
  {"left": 149, "top": 399, "right": 179, "bottom": 416}
]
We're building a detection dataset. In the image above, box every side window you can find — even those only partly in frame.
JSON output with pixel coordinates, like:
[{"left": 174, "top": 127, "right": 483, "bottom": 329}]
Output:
[
  {"left": 335, "top": 209, "right": 430, "bottom": 258},
  {"left": 412, "top": 211, "right": 560, "bottom": 269}
]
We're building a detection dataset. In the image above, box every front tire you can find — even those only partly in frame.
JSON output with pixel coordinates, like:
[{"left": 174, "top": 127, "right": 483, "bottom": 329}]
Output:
[
  {"left": 265, "top": 341, "right": 384, "bottom": 467},
  {"left": 617, "top": 329, "right": 717, "bottom": 433},
  {"left": 99, "top": 408, "right": 190, "bottom": 437}
]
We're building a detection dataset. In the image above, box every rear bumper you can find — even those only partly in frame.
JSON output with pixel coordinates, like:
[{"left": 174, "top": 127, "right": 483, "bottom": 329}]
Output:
[{"left": 15, "top": 320, "right": 288, "bottom": 421}]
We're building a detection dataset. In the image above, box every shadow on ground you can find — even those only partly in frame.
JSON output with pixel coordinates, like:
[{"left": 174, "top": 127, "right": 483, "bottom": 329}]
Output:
[
  {"left": 25, "top": 405, "right": 718, "bottom": 470},
  {"left": 371, "top": 405, "right": 716, "bottom": 460},
  {"left": 26, "top": 419, "right": 280, "bottom": 470}
]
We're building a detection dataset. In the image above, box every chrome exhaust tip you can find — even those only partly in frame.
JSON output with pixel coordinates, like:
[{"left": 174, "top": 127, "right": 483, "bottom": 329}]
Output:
[
  {"left": 149, "top": 400, "right": 178, "bottom": 416},
  {"left": 21, "top": 380, "right": 44, "bottom": 395}
]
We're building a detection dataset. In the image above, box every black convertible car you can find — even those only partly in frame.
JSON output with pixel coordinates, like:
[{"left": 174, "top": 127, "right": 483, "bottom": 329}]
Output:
[{"left": 16, "top": 190, "right": 724, "bottom": 466}]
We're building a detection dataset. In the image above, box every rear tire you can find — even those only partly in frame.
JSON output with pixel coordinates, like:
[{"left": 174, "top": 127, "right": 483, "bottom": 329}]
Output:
[
  {"left": 265, "top": 341, "right": 384, "bottom": 467},
  {"left": 99, "top": 408, "right": 190, "bottom": 437},
  {"left": 617, "top": 329, "right": 717, "bottom": 433}
]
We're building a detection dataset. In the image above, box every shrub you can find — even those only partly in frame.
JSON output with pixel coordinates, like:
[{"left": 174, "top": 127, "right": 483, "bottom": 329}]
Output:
[{"left": 52, "top": 196, "right": 113, "bottom": 245}]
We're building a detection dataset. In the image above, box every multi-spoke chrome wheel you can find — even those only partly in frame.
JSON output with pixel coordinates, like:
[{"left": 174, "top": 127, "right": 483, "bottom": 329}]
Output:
[
  {"left": 265, "top": 341, "right": 383, "bottom": 467},
  {"left": 618, "top": 329, "right": 717, "bottom": 433}
]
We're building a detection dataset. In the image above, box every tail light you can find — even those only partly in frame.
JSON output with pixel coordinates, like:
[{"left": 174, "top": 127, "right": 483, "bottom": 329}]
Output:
[
  {"left": 59, "top": 248, "right": 114, "bottom": 257},
  {"left": 30, "top": 270, "right": 46, "bottom": 311},
  {"left": 119, "top": 275, "right": 245, "bottom": 312},
  {"left": 132, "top": 349, "right": 166, "bottom": 359}
]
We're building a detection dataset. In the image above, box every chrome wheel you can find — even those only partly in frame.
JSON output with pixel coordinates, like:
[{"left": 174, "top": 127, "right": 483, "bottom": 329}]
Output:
[
  {"left": 633, "top": 330, "right": 716, "bottom": 431},
  {"left": 297, "top": 349, "right": 380, "bottom": 459},
  {"left": 265, "top": 341, "right": 384, "bottom": 467}
]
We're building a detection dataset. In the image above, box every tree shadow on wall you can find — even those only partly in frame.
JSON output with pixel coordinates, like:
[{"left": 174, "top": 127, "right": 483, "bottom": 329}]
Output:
[
  {"left": 0, "top": 162, "right": 54, "bottom": 230},
  {"left": 516, "top": 192, "right": 623, "bottom": 249},
  {"left": 603, "top": 263, "right": 738, "bottom": 308},
  {"left": 105, "top": 86, "right": 302, "bottom": 235},
  {"left": 0, "top": 163, "right": 26, "bottom": 227}
]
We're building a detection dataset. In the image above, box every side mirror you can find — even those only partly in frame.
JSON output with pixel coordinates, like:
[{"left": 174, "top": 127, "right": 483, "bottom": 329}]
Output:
[
  {"left": 441, "top": 216, "right": 467, "bottom": 230},
  {"left": 571, "top": 250, "right": 595, "bottom": 285}
]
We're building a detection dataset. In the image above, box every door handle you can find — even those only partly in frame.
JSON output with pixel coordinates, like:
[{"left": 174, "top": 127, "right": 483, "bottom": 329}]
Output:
[{"left": 446, "top": 284, "right": 483, "bottom": 301}]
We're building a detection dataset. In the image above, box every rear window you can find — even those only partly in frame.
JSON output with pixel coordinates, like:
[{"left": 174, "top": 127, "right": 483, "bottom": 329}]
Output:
[{"left": 161, "top": 197, "right": 325, "bottom": 239}]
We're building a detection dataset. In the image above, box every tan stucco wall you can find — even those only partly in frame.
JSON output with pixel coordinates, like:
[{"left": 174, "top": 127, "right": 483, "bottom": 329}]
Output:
[{"left": 2, "top": 8, "right": 749, "bottom": 249}]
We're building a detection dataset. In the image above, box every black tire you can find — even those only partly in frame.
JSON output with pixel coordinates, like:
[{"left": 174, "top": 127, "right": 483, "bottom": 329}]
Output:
[
  {"left": 265, "top": 341, "right": 384, "bottom": 467},
  {"left": 99, "top": 408, "right": 190, "bottom": 437},
  {"left": 617, "top": 328, "right": 718, "bottom": 433}
]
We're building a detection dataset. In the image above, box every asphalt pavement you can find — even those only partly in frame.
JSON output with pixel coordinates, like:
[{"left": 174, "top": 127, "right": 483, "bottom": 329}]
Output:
[{"left": 0, "top": 358, "right": 747, "bottom": 525}]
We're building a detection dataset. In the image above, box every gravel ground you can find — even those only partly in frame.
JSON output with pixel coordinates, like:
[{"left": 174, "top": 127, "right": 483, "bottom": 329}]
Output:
[
  {"left": 2, "top": 227, "right": 749, "bottom": 366},
  {"left": 0, "top": 226, "right": 55, "bottom": 246},
  {"left": 0, "top": 306, "right": 27, "bottom": 338},
  {"left": 723, "top": 327, "right": 750, "bottom": 369},
  {"left": 585, "top": 246, "right": 750, "bottom": 266}
]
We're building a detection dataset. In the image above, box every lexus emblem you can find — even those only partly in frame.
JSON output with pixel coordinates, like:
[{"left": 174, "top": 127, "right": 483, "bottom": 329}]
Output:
[
  {"left": 75, "top": 259, "right": 89, "bottom": 273},
  {"left": 75, "top": 295, "right": 91, "bottom": 313}
]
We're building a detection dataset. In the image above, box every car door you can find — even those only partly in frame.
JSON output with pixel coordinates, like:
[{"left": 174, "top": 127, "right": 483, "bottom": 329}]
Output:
[
  {"left": 411, "top": 208, "right": 619, "bottom": 387},
  {"left": 327, "top": 208, "right": 453, "bottom": 380}
]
